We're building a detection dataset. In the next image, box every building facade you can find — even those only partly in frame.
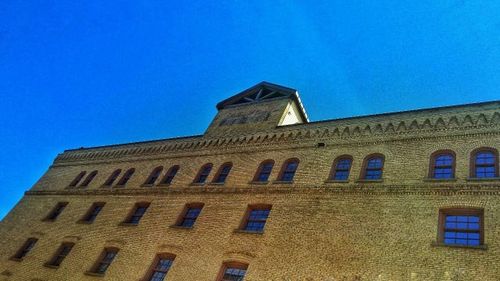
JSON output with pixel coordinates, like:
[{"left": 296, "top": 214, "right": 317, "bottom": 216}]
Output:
[{"left": 1, "top": 82, "right": 499, "bottom": 281}]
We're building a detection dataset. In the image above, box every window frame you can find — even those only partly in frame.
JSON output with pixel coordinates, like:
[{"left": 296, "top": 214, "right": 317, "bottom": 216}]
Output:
[
  {"left": 45, "top": 242, "right": 75, "bottom": 268},
  {"left": 79, "top": 202, "right": 106, "bottom": 224},
  {"left": 212, "top": 162, "right": 233, "bottom": 184},
  {"left": 239, "top": 204, "right": 272, "bottom": 233},
  {"left": 143, "top": 166, "right": 164, "bottom": 186},
  {"left": 88, "top": 247, "right": 119, "bottom": 276},
  {"left": 103, "top": 169, "right": 122, "bottom": 187},
  {"left": 68, "top": 171, "right": 86, "bottom": 187},
  {"left": 43, "top": 202, "right": 69, "bottom": 222},
  {"left": 437, "top": 207, "right": 484, "bottom": 248},
  {"left": 470, "top": 147, "right": 499, "bottom": 178},
  {"left": 122, "top": 202, "right": 150, "bottom": 225},
  {"left": 428, "top": 150, "right": 456, "bottom": 179},
  {"left": 174, "top": 202, "right": 204, "bottom": 228},
  {"left": 80, "top": 170, "right": 98, "bottom": 187},
  {"left": 159, "top": 165, "right": 180, "bottom": 185},
  {"left": 116, "top": 168, "right": 135, "bottom": 187},
  {"left": 193, "top": 163, "right": 213, "bottom": 184},
  {"left": 277, "top": 158, "right": 299, "bottom": 182},
  {"left": 360, "top": 153, "right": 385, "bottom": 180},
  {"left": 216, "top": 261, "right": 249, "bottom": 281},
  {"left": 253, "top": 160, "right": 274, "bottom": 183},
  {"left": 328, "top": 155, "right": 353, "bottom": 181},
  {"left": 141, "top": 253, "right": 176, "bottom": 281},
  {"left": 11, "top": 238, "right": 38, "bottom": 261}
]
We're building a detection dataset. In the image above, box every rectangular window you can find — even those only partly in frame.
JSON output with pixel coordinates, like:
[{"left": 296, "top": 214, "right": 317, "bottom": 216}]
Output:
[
  {"left": 47, "top": 242, "right": 74, "bottom": 267},
  {"left": 144, "top": 254, "right": 175, "bottom": 281},
  {"left": 218, "top": 262, "right": 248, "bottom": 281},
  {"left": 240, "top": 205, "right": 272, "bottom": 233},
  {"left": 439, "top": 208, "right": 483, "bottom": 247},
  {"left": 11, "top": 238, "right": 38, "bottom": 260},
  {"left": 176, "top": 203, "right": 203, "bottom": 228},
  {"left": 91, "top": 248, "right": 118, "bottom": 275},
  {"left": 44, "top": 202, "right": 68, "bottom": 221},
  {"left": 81, "top": 202, "right": 105, "bottom": 223},
  {"left": 124, "top": 203, "right": 150, "bottom": 225}
]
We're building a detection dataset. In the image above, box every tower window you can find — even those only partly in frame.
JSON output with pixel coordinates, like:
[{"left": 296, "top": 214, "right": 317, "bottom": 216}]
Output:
[
  {"left": 44, "top": 202, "right": 68, "bottom": 221},
  {"left": 103, "top": 169, "right": 121, "bottom": 186},
  {"left": 143, "top": 253, "right": 175, "bottom": 281},
  {"left": 217, "top": 262, "right": 248, "bottom": 281},
  {"left": 116, "top": 168, "right": 135, "bottom": 186},
  {"left": 361, "top": 154, "right": 384, "bottom": 180},
  {"left": 89, "top": 248, "right": 119, "bottom": 275},
  {"left": 278, "top": 158, "right": 299, "bottom": 182},
  {"left": 253, "top": 160, "right": 274, "bottom": 182},
  {"left": 213, "top": 163, "right": 232, "bottom": 184},
  {"left": 80, "top": 170, "right": 98, "bottom": 187},
  {"left": 11, "top": 238, "right": 38, "bottom": 260},
  {"left": 123, "top": 202, "right": 150, "bottom": 225},
  {"left": 175, "top": 203, "right": 204, "bottom": 228},
  {"left": 144, "top": 166, "right": 163, "bottom": 185},
  {"left": 194, "top": 163, "right": 213, "bottom": 184},
  {"left": 81, "top": 202, "right": 105, "bottom": 223},
  {"left": 240, "top": 204, "right": 272, "bottom": 233},
  {"left": 471, "top": 148, "right": 499, "bottom": 178},
  {"left": 46, "top": 242, "right": 74, "bottom": 267},
  {"left": 438, "top": 208, "right": 484, "bottom": 247},
  {"left": 68, "top": 171, "right": 86, "bottom": 187},
  {"left": 160, "top": 165, "right": 179, "bottom": 185},
  {"left": 330, "top": 156, "right": 353, "bottom": 181},
  {"left": 429, "top": 151, "right": 455, "bottom": 179}
]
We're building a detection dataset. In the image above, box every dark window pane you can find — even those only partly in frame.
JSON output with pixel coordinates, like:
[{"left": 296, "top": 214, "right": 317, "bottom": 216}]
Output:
[{"left": 222, "top": 267, "right": 247, "bottom": 281}]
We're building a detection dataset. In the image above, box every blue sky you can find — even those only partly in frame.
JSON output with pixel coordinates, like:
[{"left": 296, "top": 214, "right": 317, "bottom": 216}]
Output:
[{"left": 0, "top": 1, "right": 499, "bottom": 220}]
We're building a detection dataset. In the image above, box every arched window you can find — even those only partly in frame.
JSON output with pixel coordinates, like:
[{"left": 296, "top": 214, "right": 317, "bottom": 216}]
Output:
[
  {"left": 68, "top": 171, "right": 86, "bottom": 187},
  {"left": 278, "top": 158, "right": 299, "bottom": 182},
  {"left": 329, "top": 155, "right": 353, "bottom": 181},
  {"left": 193, "top": 163, "right": 213, "bottom": 184},
  {"left": 143, "top": 253, "right": 176, "bottom": 281},
  {"left": 116, "top": 168, "right": 135, "bottom": 186},
  {"left": 429, "top": 150, "right": 455, "bottom": 179},
  {"left": 213, "top": 162, "right": 232, "bottom": 184},
  {"left": 471, "top": 147, "right": 499, "bottom": 178},
  {"left": 160, "top": 165, "right": 179, "bottom": 185},
  {"left": 217, "top": 261, "right": 249, "bottom": 281},
  {"left": 361, "top": 154, "right": 384, "bottom": 180},
  {"left": 144, "top": 166, "right": 163, "bottom": 185},
  {"left": 253, "top": 160, "right": 274, "bottom": 182},
  {"left": 80, "top": 170, "right": 98, "bottom": 187},
  {"left": 103, "top": 169, "right": 121, "bottom": 187}
]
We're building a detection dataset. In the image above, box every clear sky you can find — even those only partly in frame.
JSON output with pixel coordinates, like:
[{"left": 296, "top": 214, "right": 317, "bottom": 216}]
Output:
[{"left": 0, "top": 1, "right": 499, "bottom": 220}]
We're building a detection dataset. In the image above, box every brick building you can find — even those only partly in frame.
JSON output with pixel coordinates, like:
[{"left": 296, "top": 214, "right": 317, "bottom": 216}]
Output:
[{"left": 1, "top": 82, "right": 499, "bottom": 281}]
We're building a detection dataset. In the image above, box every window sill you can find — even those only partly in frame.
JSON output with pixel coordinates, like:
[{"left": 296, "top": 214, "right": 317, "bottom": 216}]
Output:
[
  {"left": 208, "top": 182, "right": 225, "bottom": 186},
  {"left": 169, "top": 225, "right": 193, "bottom": 230},
  {"left": 43, "top": 264, "right": 59, "bottom": 269},
  {"left": 84, "top": 271, "right": 105, "bottom": 277},
  {"left": 156, "top": 183, "right": 171, "bottom": 187},
  {"left": 119, "top": 222, "right": 139, "bottom": 227},
  {"left": 189, "top": 182, "right": 206, "bottom": 186},
  {"left": 272, "top": 180, "right": 293, "bottom": 184},
  {"left": 423, "top": 178, "right": 457, "bottom": 182},
  {"left": 114, "top": 185, "right": 125, "bottom": 188},
  {"left": 324, "top": 179, "right": 349, "bottom": 183},
  {"left": 76, "top": 220, "right": 93, "bottom": 225},
  {"left": 466, "top": 177, "right": 500, "bottom": 182},
  {"left": 140, "top": 184, "right": 154, "bottom": 188},
  {"left": 355, "top": 179, "right": 383, "bottom": 183},
  {"left": 233, "top": 229, "right": 264, "bottom": 235},
  {"left": 248, "top": 181, "right": 269, "bottom": 185},
  {"left": 431, "top": 241, "right": 487, "bottom": 250},
  {"left": 9, "top": 257, "right": 22, "bottom": 262}
]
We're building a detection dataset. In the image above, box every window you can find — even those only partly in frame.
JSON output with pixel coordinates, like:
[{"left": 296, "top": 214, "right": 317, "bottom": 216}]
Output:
[
  {"left": 438, "top": 208, "right": 484, "bottom": 247},
  {"left": 253, "top": 160, "right": 274, "bottom": 182},
  {"left": 11, "top": 238, "right": 38, "bottom": 260},
  {"left": 240, "top": 204, "right": 272, "bottom": 233},
  {"left": 429, "top": 151, "right": 455, "bottom": 179},
  {"left": 143, "top": 253, "right": 175, "bottom": 281},
  {"left": 44, "top": 202, "right": 68, "bottom": 221},
  {"left": 471, "top": 148, "right": 499, "bottom": 178},
  {"left": 103, "top": 169, "right": 121, "bottom": 186},
  {"left": 144, "top": 166, "right": 163, "bottom": 185},
  {"left": 80, "top": 170, "right": 98, "bottom": 187},
  {"left": 329, "top": 156, "right": 353, "bottom": 181},
  {"left": 116, "top": 168, "right": 135, "bottom": 186},
  {"left": 193, "top": 163, "right": 213, "bottom": 184},
  {"left": 90, "top": 248, "right": 119, "bottom": 275},
  {"left": 213, "top": 163, "right": 232, "bottom": 183},
  {"left": 81, "top": 202, "right": 105, "bottom": 223},
  {"left": 124, "top": 202, "right": 150, "bottom": 225},
  {"left": 361, "top": 154, "right": 384, "bottom": 180},
  {"left": 160, "top": 165, "right": 179, "bottom": 185},
  {"left": 69, "top": 171, "right": 86, "bottom": 187},
  {"left": 217, "top": 262, "right": 248, "bottom": 281},
  {"left": 175, "top": 203, "right": 204, "bottom": 228},
  {"left": 46, "top": 242, "right": 74, "bottom": 267},
  {"left": 278, "top": 158, "right": 299, "bottom": 182}
]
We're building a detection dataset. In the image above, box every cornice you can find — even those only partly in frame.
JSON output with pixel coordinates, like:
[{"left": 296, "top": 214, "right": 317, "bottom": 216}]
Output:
[
  {"left": 26, "top": 182, "right": 500, "bottom": 197},
  {"left": 53, "top": 109, "right": 500, "bottom": 166}
]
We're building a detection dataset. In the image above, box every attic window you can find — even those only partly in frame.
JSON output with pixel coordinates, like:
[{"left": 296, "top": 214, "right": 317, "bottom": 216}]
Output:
[{"left": 232, "top": 88, "right": 286, "bottom": 106}]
